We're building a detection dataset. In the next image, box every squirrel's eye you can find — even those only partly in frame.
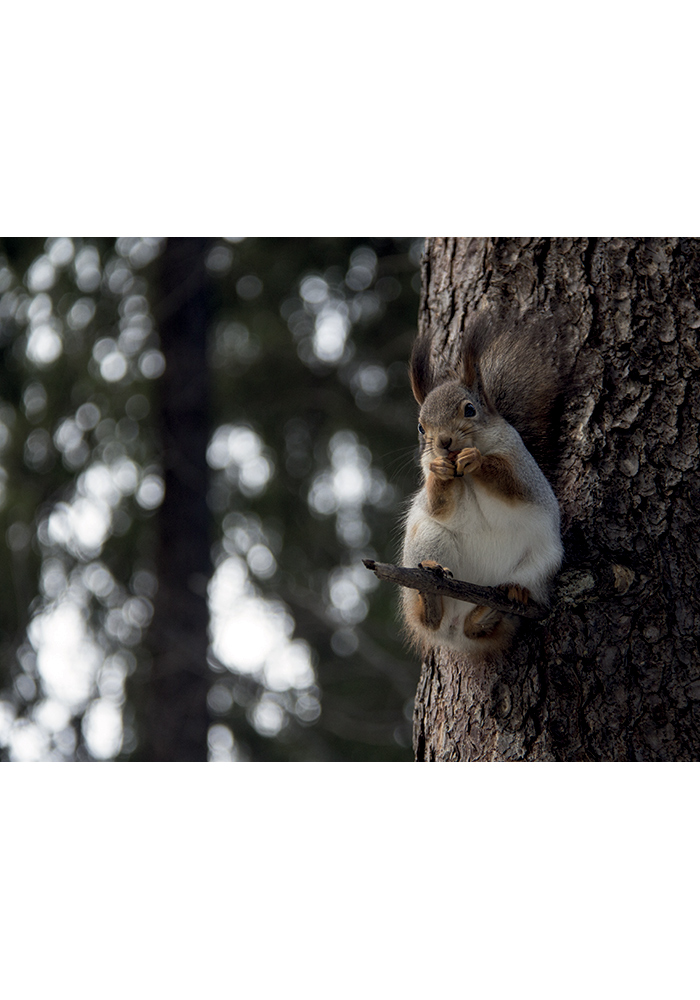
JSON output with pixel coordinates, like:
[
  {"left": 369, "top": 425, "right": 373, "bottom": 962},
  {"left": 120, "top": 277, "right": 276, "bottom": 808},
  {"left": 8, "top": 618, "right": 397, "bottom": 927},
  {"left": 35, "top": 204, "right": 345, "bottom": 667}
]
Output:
[
  {"left": 418, "top": 423, "right": 425, "bottom": 435},
  {"left": 463, "top": 402, "right": 476, "bottom": 418}
]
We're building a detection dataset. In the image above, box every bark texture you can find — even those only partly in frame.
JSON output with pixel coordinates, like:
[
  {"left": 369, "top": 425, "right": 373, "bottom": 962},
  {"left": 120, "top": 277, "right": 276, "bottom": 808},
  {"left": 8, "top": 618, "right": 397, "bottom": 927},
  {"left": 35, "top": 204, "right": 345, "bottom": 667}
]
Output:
[{"left": 413, "top": 238, "right": 700, "bottom": 761}]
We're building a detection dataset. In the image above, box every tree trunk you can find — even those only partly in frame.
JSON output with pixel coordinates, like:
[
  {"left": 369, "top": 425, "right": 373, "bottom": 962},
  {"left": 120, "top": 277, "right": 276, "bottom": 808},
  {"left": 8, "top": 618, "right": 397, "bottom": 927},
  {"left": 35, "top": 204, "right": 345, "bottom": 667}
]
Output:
[
  {"left": 413, "top": 238, "right": 700, "bottom": 761},
  {"left": 140, "top": 238, "right": 214, "bottom": 760}
]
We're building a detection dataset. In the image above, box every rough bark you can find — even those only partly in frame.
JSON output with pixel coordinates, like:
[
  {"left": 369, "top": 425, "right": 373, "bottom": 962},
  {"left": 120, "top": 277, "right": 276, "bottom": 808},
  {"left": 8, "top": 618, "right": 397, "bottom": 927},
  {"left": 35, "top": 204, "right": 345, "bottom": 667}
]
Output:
[
  {"left": 140, "top": 238, "right": 214, "bottom": 760},
  {"left": 412, "top": 238, "right": 700, "bottom": 761}
]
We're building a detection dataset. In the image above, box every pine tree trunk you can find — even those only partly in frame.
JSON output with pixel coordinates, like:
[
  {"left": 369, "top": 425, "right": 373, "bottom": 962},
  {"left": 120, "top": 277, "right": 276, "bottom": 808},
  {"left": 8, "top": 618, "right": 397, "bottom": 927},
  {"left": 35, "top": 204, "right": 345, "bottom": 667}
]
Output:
[
  {"left": 413, "top": 238, "right": 700, "bottom": 761},
  {"left": 140, "top": 238, "right": 214, "bottom": 760}
]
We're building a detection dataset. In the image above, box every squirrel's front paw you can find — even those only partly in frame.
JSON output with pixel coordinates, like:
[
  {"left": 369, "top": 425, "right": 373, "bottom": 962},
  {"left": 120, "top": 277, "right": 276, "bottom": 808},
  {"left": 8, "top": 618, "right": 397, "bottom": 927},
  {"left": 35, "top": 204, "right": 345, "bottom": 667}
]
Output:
[
  {"left": 419, "top": 560, "right": 453, "bottom": 578},
  {"left": 429, "top": 456, "right": 457, "bottom": 481},
  {"left": 455, "top": 447, "right": 482, "bottom": 476},
  {"left": 500, "top": 584, "right": 530, "bottom": 605}
]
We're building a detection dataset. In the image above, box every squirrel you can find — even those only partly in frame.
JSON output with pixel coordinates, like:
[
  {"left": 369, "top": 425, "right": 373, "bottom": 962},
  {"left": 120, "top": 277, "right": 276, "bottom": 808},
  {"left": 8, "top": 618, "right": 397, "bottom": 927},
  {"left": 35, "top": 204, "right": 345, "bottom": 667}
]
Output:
[{"left": 401, "top": 313, "right": 564, "bottom": 657}]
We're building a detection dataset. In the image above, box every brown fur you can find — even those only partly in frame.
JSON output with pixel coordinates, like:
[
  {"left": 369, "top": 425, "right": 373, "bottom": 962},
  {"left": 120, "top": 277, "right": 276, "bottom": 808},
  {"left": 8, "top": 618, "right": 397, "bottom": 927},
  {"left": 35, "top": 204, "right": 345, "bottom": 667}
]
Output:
[
  {"left": 418, "top": 590, "right": 443, "bottom": 629},
  {"left": 504, "top": 584, "right": 529, "bottom": 604},
  {"left": 470, "top": 453, "right": 532, "bottom": 503},
  {"left": 403, "top": 591, "right": 443, "bottom": 642},
  {"left": 463, "top": 604, "right": 500, "bottom": 637},
  {"left": 463, "top": 605, "right": 517, "bottom": 649},
  {"left": 425, "top": 473, "right": 460, "bottom": 519}
]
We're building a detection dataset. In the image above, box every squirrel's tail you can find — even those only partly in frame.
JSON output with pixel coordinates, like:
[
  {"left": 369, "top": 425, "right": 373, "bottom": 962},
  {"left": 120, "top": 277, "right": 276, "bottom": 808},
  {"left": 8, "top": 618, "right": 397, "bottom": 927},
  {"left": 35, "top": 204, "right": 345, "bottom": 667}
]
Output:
[{"left": 463, "top": 312, "right": 565, "bottom": 475}]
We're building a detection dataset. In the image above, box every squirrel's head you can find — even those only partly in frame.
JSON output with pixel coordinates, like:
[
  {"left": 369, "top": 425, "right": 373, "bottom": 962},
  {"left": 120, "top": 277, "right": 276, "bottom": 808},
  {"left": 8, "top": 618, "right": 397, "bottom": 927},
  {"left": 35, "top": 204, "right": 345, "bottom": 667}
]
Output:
[
  {"left": 409, "top": 311, "right": 567, "bottom": 475},
  {"left": 410, "top": 335, "right": 496, "bottom": 461},
  {"left": 416, "top": 380, "right": 495, "bottom": 461}
]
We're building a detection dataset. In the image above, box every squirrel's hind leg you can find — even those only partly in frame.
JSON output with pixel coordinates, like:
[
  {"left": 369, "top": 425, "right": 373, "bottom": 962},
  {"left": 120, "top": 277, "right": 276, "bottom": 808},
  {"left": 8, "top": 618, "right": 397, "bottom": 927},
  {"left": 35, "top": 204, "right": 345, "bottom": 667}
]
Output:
[
  {"left": 463, "top": 604, "right": 502, "bottom": 639},
  {"left": 463, "top": 584, "right": 530, "bottom": 639},
  {"left": 463, "top": 604, "right": 519, "bottom": 653},
  {"left": 416, "top": 560, "right": 453, "bottom": 628},
  {"left": 406, "top": 589, "right": 443, "bottom": 630}
]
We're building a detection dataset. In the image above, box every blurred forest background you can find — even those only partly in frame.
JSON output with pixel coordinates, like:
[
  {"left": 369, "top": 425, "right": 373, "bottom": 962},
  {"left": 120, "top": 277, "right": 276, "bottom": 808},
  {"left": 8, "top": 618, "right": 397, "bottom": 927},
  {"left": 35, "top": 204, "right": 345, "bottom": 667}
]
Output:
[{"left": 0, "top": 237, "right": 423, "bottom": 761}]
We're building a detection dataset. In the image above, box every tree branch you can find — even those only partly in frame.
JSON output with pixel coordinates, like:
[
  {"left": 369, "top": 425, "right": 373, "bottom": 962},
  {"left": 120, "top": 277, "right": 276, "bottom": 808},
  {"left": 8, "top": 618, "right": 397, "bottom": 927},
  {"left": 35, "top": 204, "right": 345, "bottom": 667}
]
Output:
[{"left": 362, "top": 560, "right": 550, "bottom": 620}]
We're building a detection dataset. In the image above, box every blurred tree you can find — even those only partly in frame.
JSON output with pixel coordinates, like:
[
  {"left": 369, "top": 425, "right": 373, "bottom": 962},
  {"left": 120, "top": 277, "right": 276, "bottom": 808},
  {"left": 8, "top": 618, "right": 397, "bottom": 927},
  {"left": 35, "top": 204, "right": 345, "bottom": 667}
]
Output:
[
  {"left": 138, "top": 238, "right": 214, "bottom": 760},
  {"left": 412, "top": 238, "right": 700, "bottom": 761},
  {"left": 0, "top": 237, "right": 422, "bottom": 761}
]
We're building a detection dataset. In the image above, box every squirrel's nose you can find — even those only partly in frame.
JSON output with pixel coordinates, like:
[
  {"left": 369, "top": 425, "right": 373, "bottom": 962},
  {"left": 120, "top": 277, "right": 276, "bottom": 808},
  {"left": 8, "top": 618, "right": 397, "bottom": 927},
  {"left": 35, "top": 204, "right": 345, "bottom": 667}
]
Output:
[{"left": 438, "top": 435, "right": 452, "bottom": 451}]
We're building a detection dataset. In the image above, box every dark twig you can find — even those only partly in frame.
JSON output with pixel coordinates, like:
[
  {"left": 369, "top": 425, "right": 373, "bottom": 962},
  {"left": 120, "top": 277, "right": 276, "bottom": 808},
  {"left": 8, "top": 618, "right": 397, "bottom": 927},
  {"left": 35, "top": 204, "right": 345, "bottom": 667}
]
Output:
[{"left": 362, "top": 560, "right": 550, "bottom": 620}]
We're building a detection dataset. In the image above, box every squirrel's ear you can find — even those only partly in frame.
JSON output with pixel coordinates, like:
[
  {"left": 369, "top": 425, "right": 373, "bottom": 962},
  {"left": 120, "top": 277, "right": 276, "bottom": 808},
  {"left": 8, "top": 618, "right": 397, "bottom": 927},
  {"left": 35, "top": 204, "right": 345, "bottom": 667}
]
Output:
[
  {"left": 462, "top": 311, "right": 494, "bottom": 389},
  {"left": 462, "top": 341, "right": 497, "bottom": 414},
  {"left": 462, "top": 342, "right": 478, "bottom": 389},
  {"left": 409, "top": 336, "right": 433, "bottom": 405}
]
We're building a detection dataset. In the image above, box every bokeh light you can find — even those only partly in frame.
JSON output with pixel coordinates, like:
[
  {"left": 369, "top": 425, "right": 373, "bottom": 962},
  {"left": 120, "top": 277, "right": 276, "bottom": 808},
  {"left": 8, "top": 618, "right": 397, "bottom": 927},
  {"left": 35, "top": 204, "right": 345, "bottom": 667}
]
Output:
[{"left": 0, "top": 237, "right": 422, "bottom": 760}]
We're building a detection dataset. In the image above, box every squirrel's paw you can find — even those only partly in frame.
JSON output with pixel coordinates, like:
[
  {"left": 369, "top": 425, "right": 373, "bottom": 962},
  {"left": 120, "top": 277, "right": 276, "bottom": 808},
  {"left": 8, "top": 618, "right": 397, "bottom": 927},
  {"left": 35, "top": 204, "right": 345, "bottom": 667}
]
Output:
[
  {"left": 429, "top": 456, "right": 457, "bottom": 481},
  {"left": 464, "top": 604, "right": 501, "bottom": 637},
  {"left": 455, "top": 447, "right": 482, "bottom": 476},
  {"left": 419, "top": 560, "right": 453, "bottom": 578},
  {"left": 501, "top": 584, "right": 530, "bottom": 605}
]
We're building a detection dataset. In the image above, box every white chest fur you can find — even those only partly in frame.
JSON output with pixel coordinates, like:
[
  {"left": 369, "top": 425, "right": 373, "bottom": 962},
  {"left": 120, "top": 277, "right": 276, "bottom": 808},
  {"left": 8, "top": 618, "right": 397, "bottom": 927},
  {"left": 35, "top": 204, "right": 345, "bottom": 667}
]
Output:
[{"left": 403, "top": 475, "right": 562, "bottom": 602}]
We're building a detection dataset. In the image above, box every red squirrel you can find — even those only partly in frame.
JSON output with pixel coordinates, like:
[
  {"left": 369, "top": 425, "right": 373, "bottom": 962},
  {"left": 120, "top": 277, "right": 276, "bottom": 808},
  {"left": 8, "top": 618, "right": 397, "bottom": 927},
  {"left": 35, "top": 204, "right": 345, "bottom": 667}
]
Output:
[{"left": 401, "top": 315, "right": 564, "bottom": 656}]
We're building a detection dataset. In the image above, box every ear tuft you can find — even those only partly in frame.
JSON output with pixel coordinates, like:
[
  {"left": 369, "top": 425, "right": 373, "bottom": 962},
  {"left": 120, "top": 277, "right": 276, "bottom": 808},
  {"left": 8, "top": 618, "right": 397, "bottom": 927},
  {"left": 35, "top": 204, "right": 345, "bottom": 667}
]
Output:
[
  {"left": 409, "top": 336, "right": 434, "bottom": 404},
  {"left": 462, "top": 343, "right": 478, "bottom": 388}
]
